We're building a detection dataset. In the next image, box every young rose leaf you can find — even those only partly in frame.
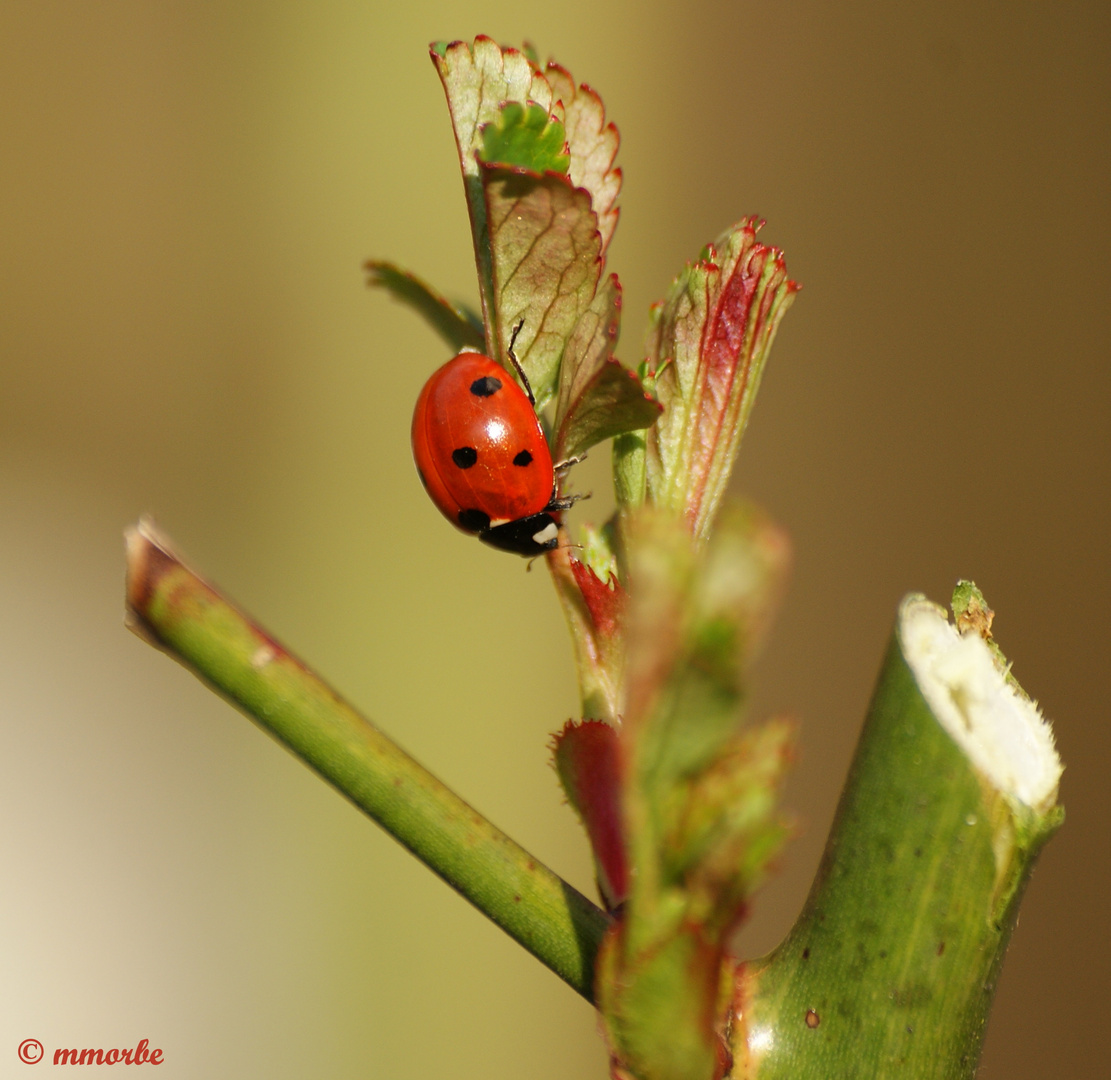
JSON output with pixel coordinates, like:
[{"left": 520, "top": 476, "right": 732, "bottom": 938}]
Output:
[
  {"left": 431, "top": 36, "right": 552, "bottom": 187},
  {"left": 483, "top": 166, "right": 603, "bottom": 408},
  {"left": 598, "top": 722, "right": 792, "bottom": 1080},
  {"left": 597, "top": 505, "right": 793, "bottom": 1080},
  {"left": 557, "top": 360, "right": 663, "bottom": 464},
  {"left": 624, "top": 502, "right": 790, "bottom": 790},
  {"left": 611, "top": 354, "right": 672, "bottom": 511},
  {"left": 571, "top": 550, "right": 623, "bottom": 639},
  {"left": 645, "top": 218, "right": 798, "bottom": 539},
  {"left": 545, "top": 525, "right": 624, "bottom": 724},
  {"left": 664, "top": 720, "right": 794, "bottom": 925},
  {"left": 544, "top": 63, "right": 622, "bottom": 255},
  {"left": 480, "top": 101, "right": 570, "bottom": 174},
  {"left": 431, "top": 38, "right": 553, "bottom": 335},
  {"left": 551, "top": 275, "right": 661, "bottom": 462},
  {"left": 597, "top": 923, "right": 726, "bottom": 1080},
  {"left": 554, "top": 274, "right": 620, "bottom": 415},
  {"left": 364, "top": 261, "right": 485, "bottom": 353},
  {"left": 552, "top": 719, "right": 627, "bottom": 909}
]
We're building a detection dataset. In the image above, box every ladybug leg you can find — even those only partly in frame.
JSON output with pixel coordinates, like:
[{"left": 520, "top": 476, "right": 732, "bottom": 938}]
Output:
[
  {"left": 551, "top": 455, "right": 587, "bottom": 511},
  {"left": 554, "top": 451, "right": 586, "bottom": 474},
  {"left": 548, "top": 489, "right": 590, "bottom": 513},
  {"left": 506, "top": 317, "right": 537, "bottom": 407}
]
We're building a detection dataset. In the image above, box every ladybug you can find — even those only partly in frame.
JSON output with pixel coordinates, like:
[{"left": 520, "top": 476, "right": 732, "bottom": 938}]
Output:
[{"left": 412, "top": 338, "right": 577, "bottom": 556}]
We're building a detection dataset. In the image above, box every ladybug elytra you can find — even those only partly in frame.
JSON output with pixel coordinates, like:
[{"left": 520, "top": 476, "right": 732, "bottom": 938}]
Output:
[{"left": 412, "top": 346, "right": 575, "bottom": 556}]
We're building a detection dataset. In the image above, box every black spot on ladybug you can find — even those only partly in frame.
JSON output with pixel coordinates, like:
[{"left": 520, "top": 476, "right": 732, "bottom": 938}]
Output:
[
  {"left": 513, "top": 450, "right": 533, "bottom": 467},
  {"left": 458, "top": 508, "right": 491, "bottom": 532},
  {"left": 452, "top": 446, "right": 478, "bottom": 469},
  {"left": 470, "top": 375, "right": 502, "bottom": 397}
]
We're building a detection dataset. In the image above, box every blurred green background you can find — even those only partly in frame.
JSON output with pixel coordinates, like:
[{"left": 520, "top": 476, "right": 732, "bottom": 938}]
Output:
[{"left": 2, "top": 3, "right": 1108, "bottom": 1077}]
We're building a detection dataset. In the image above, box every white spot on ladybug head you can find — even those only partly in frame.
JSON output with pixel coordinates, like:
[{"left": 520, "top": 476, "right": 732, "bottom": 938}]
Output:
[{"left": 531, "top": 522, "right": 559, "bottom": 546}]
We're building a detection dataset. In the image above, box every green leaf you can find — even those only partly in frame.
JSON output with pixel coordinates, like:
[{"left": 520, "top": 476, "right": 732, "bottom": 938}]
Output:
[
  {"left": 480, "top": 101, "right": 570, "bottom": 174},
  {"left": 595, "top": 503, "right": 793, "bottom": 1080},
  {"left": 665, "top": 720, "right": 794, "bottom": 923},
  {"left": 612, "top": 430, "right": 647, "bottom": 512},
  {"left": 544, "top": 64, "right": 622, "bottom": 255},
  {"left": 624, "top": 503, "right": 789, "bottom": 790},
  {"left": 482, "top": 166, "right": 603, "bottom": 408},
  {"left": 645, "top": 219, "right": 798, "bottom": 539},
  {"left": 597, "top": 924, "right": 725, "bottom": 1080},
  {"left": 364, "top": 261, "right": 486, "bottom": 353},
  {"left": 431, "top": 37, "right": 552, "bottom": 186}
]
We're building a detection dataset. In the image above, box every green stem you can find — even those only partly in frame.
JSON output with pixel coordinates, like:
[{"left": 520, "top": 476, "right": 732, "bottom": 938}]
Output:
[
  {"left": 731, "top": 598, "right": 1062, "bottom": 1078},
  {"left": 124, "top": 520, "right": 609, "bottom": 1001}
]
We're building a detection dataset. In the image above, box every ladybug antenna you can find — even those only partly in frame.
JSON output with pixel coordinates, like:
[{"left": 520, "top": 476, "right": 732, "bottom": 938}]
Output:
[{"left": 506, "top": 317, "right": 536, "bottom": 408}]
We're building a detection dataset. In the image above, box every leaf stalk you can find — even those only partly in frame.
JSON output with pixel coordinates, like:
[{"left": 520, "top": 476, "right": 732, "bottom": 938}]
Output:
[{"left": 124, "top": 520, "right": 609, "bottom": 1002}]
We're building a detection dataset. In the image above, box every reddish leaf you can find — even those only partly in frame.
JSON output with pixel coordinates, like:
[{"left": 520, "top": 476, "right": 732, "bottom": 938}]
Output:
[
  {"left": 570, "top": 556, "right": 626, "bottom": 640},
  {"left": 545, "top": 63, "right": 622, "bottom": 255},
  {"left": 645, "top": 219, "right": 798, "bottom": 538},
  {"left": 552, "top": 719, "right": 628, "bottom": 909}
]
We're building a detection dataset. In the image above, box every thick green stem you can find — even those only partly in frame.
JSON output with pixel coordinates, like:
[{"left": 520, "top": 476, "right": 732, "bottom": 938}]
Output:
[
  {"left": 124, "top": 520, "right": 608, "bottom": 1001},
  {"left": 731, "top": 596, "right": 1062, "bottom": 1079}
]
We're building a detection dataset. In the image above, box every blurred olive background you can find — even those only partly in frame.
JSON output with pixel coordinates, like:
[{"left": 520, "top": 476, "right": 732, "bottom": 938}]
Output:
[{"left": 2, "top": 3, "right": 1107, "bottom": 1078}]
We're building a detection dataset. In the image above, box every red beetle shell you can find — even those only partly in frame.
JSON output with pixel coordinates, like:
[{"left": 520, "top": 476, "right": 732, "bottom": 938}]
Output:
[{"left": 412, "top": 351, "right": 555, "bottom": 536}]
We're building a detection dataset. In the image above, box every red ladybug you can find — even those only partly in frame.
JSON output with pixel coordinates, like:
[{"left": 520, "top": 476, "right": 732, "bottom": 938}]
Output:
[{"left": 412, "top": 348, "right": 574, "bottom": 556}]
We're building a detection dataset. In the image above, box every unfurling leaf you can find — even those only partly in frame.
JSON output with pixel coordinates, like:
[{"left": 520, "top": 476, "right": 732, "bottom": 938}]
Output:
[
  {"left": 429, "top": 38, "right": 625, "bottom": 413},
  {"left": 666, "top": 720, "right": 794, "bottom": 925},
  {"left": 364, "top": 261, "right": 485, "bottom": 353},
  {"left": 480, "top": 101, "right": 570, "bottom": 174},
  {"left": 645, "top": 219, "right": 798, "bottom": 539}
]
